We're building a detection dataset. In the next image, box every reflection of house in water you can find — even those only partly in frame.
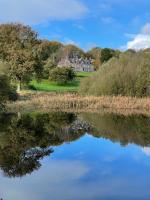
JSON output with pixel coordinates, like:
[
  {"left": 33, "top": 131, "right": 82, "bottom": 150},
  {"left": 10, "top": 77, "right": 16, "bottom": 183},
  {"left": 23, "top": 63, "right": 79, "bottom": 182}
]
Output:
[{"left": 58, "top": 54, "right": 94, "bottom": 72}]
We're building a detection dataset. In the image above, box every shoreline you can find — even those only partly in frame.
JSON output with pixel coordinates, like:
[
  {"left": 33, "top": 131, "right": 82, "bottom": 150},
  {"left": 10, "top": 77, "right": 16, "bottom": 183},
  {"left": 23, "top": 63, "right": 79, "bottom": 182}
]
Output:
[{"left": 7, "top": 93, "right": 150, "bottom": 116}]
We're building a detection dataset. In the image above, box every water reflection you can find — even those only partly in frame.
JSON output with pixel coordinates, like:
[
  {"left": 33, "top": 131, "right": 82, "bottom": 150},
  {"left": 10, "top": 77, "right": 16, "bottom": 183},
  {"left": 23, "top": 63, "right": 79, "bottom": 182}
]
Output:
[
  {"left": 80, "top": 113, "right": 150, "bottom": 147},
  {"left": 0, "top": 112, "right": 149, "bottom": 178},
  {"left": 0, "top": 112, "right": 78, "bottom": 177}
]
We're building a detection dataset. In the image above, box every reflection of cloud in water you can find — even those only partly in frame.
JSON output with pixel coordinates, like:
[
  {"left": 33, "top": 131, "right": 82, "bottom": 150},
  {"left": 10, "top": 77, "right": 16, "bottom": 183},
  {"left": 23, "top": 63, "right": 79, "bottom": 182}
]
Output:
[
  {"left": 1, "top": 156, "right": 150, "bottom": 200},
  {"left": 142, "top": 147, "right": 150, "bottom": 156},
  {"left": 103, "top": 155, "right": 117, "bottom": 162},
  {"left": 1, "top": 160, "right": 90, "bottom": 200},
  {"left": 36, "top": 160, "right": 90, "bottom": 183}
]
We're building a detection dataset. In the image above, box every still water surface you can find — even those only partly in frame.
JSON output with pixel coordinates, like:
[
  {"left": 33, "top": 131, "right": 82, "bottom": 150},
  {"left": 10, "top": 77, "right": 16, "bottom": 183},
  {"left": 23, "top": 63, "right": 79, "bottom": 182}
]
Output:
[{"left": 0, "top": 112, "right": 150, "bottom": 200}]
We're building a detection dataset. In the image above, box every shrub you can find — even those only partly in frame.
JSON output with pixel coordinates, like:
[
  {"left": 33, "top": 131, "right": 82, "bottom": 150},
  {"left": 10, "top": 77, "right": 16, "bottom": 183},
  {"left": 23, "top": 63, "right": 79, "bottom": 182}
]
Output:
[
  {"left": 0, "top": 75, "right": 11, "bottom": 110},
  {"left": 42, "top": 59, "right": 56, "bottom": 79},
  {"left": 0, "top": 61, "right": 18, "bottom": 111},
  {"left": 79, "top": 53, "right": 150, "bottom": 97},
  {"left": 8, "top": 89, "right": 18, "bottom": 101},
  {"left": 49, "top": 67, "right": 76, "bottom": 85},
  {"left": 28, "top": 84, "right": 37, "bottom": 91}
]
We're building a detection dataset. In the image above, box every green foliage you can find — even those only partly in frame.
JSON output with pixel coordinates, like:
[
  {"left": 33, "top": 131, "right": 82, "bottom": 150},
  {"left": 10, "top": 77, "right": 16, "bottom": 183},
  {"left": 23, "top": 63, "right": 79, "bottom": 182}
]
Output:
[
  {"left": 0, "top": 75, "right": 11, "bottom": 110},
  {"left": 60, "top": 44, "right": 85, "bottom": 59},
  {"left": 0, "top": 61, "right": 17, "bottom": 111},
  {"left": 0, "top": 22, "right": 149, "bottom": 98},
  {"left": 80, "top": 53, "right": 150, "bottom": 97},
  {"left": 81, "top": 112, "right": 150, "bottom": 146},
  {"left": 49, "top": 67, "right": 76, "bottom": 85},
  {"left": 0, "top": 112, "right": 76, "bottom": 177},
  {"left": 124, "top": 49, "right": 136, "bottom": 54},
  {"left": 42, "top": 58, "right": 56, "bottom": 79},
  {"left": 100, "top": 48, "right": 115, "bottom": 63},
  {"left": 87, "top": 47, "right": 121, "bottom": 70},
  {"left": 36, "top": 40, "right": 63, "bottom": 62},
  {"left": 36, "top": 40, "right": 63, "bottom": 78},
  {"left": 0, "top": 111, "right": 149, "bottom": 178},
  {"left": 0, "top": 23, "right": 42, "bottom": 90}
]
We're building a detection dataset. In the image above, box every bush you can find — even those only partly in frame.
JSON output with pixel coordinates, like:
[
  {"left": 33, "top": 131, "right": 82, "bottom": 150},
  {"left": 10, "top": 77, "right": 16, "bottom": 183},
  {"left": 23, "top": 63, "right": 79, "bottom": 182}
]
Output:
[
  {"left": 28, "top": 84, "right": 37, "bottom": 91},
  {"left": 49, "top": 67, "right": 76, "bottom": 85},
  {"left": 0, "top": 62, "right": 18, "bottom": 111},
  {"left": 79, "top": 53, "right": 150, "bottom": 97},
  {"left": 8, "top": 89, "right": 18, "bottom": 101},
  {"left": 42, "top": 59, "right": 56, "bottom": 79},
  {"left": 0, "top": 75, "right": 11, "bottom": 110}
]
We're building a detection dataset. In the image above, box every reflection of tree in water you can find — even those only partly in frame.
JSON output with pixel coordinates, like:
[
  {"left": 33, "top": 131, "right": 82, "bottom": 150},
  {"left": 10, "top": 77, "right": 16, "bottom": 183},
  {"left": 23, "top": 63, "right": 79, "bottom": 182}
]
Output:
[
  {"left": 80, "top": 113, "right": 150, "bottom": 147},
  {"left": 0, "top": 146, "right": 52, "bottom": 178},
  {"left": 0, "top": 112, "right": 81, "bottom": 178},
  {"left": 0, "top": 111, "right": 149, "bottom": 178}
]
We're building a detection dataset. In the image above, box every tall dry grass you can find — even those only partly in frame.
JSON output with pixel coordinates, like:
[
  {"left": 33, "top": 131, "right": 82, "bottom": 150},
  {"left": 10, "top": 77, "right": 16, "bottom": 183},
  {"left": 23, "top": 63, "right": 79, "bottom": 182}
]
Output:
[{"left": 7, "top": 93, "right": 150, "bottom": 116}]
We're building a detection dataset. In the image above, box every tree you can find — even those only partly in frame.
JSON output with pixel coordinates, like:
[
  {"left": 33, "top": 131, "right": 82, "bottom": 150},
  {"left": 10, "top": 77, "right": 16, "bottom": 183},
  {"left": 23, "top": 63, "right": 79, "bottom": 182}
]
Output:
[
  {"left": 100, "top": 48, "right": 115, "bottom": 63},
  {"left": 0, "top": 75, "right": 11, "bottom": 111},
  {"left": 0, "top": 23, "right": 42, "bottom": 91},
  {"left": 42, "top": 58, "right": 56, "bottom": 79},
  {"left": 0, "top": 61, "right": 13, "bottom": 111},
  {"left": 124, "top": 49, "right": 136, "bottom": 54},
  {"left": 60, "top": 44, "right": 85, "bottom": 59},
  {"left": 36, "top": 40, "right": 63, "bottom": 79},
  {"left": 87, "top": 47, "right": 102, "bottom": 70},
  {"left": 0, "top": 112, "right": 77, "bottom": 177},
  {"left": 49, "top": 67, "right": 76, "bottom": 85},
  {"left": 36, "top": 40, "right": 63, "bottom": 63}
]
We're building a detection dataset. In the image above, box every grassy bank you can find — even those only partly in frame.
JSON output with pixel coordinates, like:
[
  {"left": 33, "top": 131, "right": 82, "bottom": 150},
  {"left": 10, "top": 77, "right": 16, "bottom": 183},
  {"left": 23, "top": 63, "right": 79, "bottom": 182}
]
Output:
[
  {"left": 28, "top": 72, "right": 94, "bottom": 93},
  {"left": 8, "top": 93, "right": 150, "bottom": 116}
]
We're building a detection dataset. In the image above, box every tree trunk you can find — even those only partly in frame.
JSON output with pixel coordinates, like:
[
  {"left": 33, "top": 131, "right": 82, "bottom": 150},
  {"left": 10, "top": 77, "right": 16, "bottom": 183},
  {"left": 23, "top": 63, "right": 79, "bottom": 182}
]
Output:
[{"left": 17, "top": 81, "right": 21, "bottom": 93}]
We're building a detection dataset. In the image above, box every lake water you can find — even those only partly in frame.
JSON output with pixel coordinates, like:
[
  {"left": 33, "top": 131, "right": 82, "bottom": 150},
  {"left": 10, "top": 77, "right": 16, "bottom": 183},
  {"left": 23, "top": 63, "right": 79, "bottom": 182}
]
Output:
[{"left": 0, "top": 112, "right": 150, "bottom": 200}]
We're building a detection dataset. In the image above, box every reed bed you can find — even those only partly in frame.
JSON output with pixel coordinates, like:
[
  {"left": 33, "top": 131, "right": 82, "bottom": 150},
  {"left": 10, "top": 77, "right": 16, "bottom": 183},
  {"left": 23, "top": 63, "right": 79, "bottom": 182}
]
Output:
[{"left": 7, "top": 93, "right": 150, "bottom": 116}]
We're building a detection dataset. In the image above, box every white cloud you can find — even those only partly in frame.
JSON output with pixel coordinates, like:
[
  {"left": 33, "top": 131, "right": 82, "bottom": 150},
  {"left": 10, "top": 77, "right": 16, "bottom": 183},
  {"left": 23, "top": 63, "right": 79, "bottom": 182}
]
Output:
[
  {"left": 127, "top": 34, "right": 150, "bottom": 50},
  {"left": 141, "top": 23, "right": 150, "bottom": 34},
  {"left": 1, "top": 160, "right": 90, "bottom": 200},
  {"left": 142, "top": 147, "right": 150, "bottom": 156},
  {"left": 126, "top": 23, "right": 150, "bottom": 50},
  {"left": 0, "top": 0, "right": 88, "bottom": 25},
  {"left": 63, "top": 38, "right": 79, "bottom": 46},
  {"left": 124, "top": 33, "right": 136, "bottom": 39}
]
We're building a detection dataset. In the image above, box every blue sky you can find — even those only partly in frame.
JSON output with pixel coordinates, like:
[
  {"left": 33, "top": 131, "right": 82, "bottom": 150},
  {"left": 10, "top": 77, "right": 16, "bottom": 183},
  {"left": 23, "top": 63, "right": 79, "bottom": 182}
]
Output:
[{"left": 0, "top": 0, "right": 150, "bottom": 50}]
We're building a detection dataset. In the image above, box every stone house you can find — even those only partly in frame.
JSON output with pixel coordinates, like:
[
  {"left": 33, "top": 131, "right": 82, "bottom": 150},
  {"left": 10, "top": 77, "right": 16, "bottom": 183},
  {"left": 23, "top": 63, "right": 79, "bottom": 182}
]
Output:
[{"left": 57, "top": 56, "right": 94, "bottom": 72}]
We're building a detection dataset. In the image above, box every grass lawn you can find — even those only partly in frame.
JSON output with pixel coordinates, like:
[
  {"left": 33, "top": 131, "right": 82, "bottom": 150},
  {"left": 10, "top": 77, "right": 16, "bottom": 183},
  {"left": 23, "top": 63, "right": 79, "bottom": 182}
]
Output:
[
  {"left": 28, "top": 72, "right": 94, "bottom": 93},
  {"left": 76, "top": 71, "right": 94, "bottom": 77}
]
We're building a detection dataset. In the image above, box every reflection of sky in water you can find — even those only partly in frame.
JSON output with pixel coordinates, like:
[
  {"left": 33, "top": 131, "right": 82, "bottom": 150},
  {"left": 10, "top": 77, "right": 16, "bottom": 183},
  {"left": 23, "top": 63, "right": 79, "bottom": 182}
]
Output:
[
  {"left": 142, "top": 147, "right": 150, "bottom": 156},
  {"left": 1, "top": 136, "right": 150, "bottom": 200}
]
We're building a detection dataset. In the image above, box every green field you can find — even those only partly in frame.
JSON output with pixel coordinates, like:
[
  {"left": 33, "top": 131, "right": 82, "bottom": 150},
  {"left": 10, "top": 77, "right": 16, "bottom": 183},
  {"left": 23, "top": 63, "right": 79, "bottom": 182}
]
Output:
[
  {"left": 28, "top": 72, "right": 94, "bottom": 92},
  {"left": 76, "top": 71, "right": 94, "bottom": 77}
]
